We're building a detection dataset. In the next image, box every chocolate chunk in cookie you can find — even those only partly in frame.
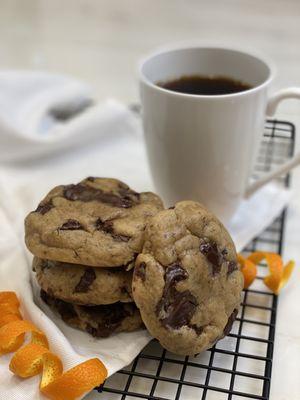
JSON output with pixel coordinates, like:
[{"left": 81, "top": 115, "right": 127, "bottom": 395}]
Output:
[
  {"left": 95, "top": 218, "right": 130, "bottom": 242},
  {"left": 74, "top": 268, "right": 96, "bottom": 293},
  {"left": 35, "top": 201, "right": 53, "bottom": 215},
  {"left": 63, "top": 183, "right": 136, "bottom": 208},
  {"left": 60, "top": 219, "right": 84, "bottom": 231},
  {"left": 200, "top": 240, "right": 226, "bottom": 275},
  {"left": 156, "top": 263, "right": 198, "bottom": 330}
]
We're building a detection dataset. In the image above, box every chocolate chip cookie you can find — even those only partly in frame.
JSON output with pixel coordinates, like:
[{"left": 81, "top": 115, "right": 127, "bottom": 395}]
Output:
[
  {"left": 34, "top": 257, "right": 133, "bottom": 305},
  {"left": 132, "top": 201, "right": 244, "bottom": 355},
  {"left": 25, "top": 177, "right": 163, "bottom": 267},
  {"left": 41, "top": 290, "right": 143, "bottom": 337}
]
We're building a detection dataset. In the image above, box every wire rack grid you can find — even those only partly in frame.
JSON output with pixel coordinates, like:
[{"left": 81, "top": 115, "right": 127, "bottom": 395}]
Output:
[{"left": 96, "top": 119, "right": 295, "bottom": 400}]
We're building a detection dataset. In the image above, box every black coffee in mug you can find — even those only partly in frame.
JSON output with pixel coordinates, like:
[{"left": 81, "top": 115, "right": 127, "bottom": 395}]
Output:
[{"left": 157, "top": 75, "right": 252, "bottom": 95}]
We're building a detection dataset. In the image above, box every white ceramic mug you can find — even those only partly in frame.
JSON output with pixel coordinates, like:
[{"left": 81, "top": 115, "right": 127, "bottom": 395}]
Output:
[{"left": 139, "top": 46, "right": 300, "bottom": 223}]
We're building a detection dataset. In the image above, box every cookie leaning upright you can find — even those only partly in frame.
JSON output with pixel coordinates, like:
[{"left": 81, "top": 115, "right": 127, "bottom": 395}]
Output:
[
  {"left": 25, "top": 177, "right": 164, "bottom": 267},
  {"left": 132, "top": 201, "right": 244, "bottom": 355}
]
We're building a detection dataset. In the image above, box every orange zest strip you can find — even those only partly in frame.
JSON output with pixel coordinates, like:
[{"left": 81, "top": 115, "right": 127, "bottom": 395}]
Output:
[
  {"left": 0, "top": 313, "right": 21, "bottom": 328},
  {"left": 0, "top": 320, "right": 40, "bottom": 354},
  {"left": 237, "top": 254, "right": 257, "bottom": 289},
  {"left": 10, "top": 343, "right": 51, "bottom": 378},
  {"left": 41, "top": 357, "right": 107, "bottom": 400},
  {"left": 263, "top": 253, "right": 284, "bottom": 295},
  {"left": 0, "top": 291, "right": 107, "bottom": 399},
  {"left": 238, "top": 252, "right": 295, "bottom": 294},
  {"left": 0, "top": 291, "right": 20, "bottom": 306},
  {"left": 278, "top": 260, "right": 295, "bottom": 293}
]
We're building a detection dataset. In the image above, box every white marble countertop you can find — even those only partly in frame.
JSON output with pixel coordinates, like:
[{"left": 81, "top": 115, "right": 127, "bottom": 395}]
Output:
[{"left": 0, "top": 1, "right": 299, "bottom": 399}]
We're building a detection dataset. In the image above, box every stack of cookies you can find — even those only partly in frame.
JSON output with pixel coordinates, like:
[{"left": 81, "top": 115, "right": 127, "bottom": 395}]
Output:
[
  {"left": 25, "top": 177, "right": 164, "bottom": 338},
  {"left": 25, "top": 177, "right": 244, "bottom": 355}
]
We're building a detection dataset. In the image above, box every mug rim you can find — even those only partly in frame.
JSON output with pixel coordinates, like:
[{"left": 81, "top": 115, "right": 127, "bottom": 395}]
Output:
[{"left": 139, "top": 45, "right": 275, "bottom": 99}]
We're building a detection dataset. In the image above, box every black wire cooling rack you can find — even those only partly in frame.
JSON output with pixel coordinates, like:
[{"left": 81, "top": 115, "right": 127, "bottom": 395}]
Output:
[{"left": 96, "top": 119, "right": 295, "bottom": 400}]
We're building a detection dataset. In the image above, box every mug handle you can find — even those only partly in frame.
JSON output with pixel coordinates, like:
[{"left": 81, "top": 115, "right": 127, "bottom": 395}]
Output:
[{"left": 245, "top": 87, "right": 300, "bottom": 198}]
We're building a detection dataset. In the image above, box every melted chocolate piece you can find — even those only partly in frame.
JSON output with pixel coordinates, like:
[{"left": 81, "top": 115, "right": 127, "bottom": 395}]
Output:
[
  {"left": 74, "top": 268, "right": 96, "bottom": 293},
  {"left": 199, "top": 241, "right": 222, "bottom": 274},
  {"left": 117, "top": 185, "right": 140, "bottom": 202},
  {"left": 200, "top": 240, "right": 228, "bottom": 275},
  {"left": 63, "top": 183, "right": 137, "bottom": 208},
  {"left": 156, "top": 263, "right": 198, "bottom": 330},
  {"left": 95, "top": 218, "right": 130, "bottom": 242},
  {"left": 35, "top": 201, "right": 53, "bottom": 215},
  {"left": 168, "top": 206, "right": 175, "bottom": 209},
  {"left": 59, "top": 219, "right": 84, "bottom": 230},
  {"left": 200, "top": 240, "right": 238, "bottom": 276},
  {"left": 162, "top": 263, "right": 188, "bottom": 294},
  {"left": 227, "top": 261, "right": 238, "bottom": 275},
  {"left": 85, "top": 302, "right": 132, "bottom": 337},
  {"left": 190, "top": 324, "right": 204, "bottom": 335},
  {"left": 223, "top": 309, "right": 238, "bottom": 336},
  {"left": 135, "top": 262, "right": 146, "bottom": 281},
  {"left": 41, "top": 289, "right": 77, "bottom": 321},
  {"left": 160, "top": 290, "right": 197, "bottom": 329}
]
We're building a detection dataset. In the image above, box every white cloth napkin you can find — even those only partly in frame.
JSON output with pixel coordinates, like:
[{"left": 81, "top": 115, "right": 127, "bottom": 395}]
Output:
[{"left": 0, "top": 72, "right": 291, "bottom": 400}]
